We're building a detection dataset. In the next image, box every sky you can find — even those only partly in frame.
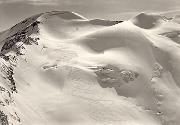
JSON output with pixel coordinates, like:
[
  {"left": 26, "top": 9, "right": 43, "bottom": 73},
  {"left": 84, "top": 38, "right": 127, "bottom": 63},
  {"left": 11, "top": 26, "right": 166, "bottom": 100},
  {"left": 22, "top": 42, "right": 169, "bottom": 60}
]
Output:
[{"left": 1, "top": 0, "right": 180, "bottom": 31}]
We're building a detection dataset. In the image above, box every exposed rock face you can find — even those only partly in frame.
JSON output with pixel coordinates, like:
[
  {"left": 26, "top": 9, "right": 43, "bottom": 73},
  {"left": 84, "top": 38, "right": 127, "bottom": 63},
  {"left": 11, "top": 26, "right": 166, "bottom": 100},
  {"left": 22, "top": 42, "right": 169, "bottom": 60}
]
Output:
[
  {"left": 0, "top": 21, "right": 40, "bottom": 93},
  {"left": 92, "top": 64, "right": 139, "bottom": 89},
  {"left": 120, "top": 69, "right": 139, "bottom": 83},
  {"left": 0, "top": 13, "right": 41, "bottom": 125},
  {"left": 0, "top": 85, "right": 21, "bottom": 125},
  {"left": 152, "top": 63, "right": 163, "bottom": 78},
  {"left": 89, "top": 19, "right": 123, "bottom": 26},
  {"left": 0, "top": 110, "right": 8, "bottom": 125}
]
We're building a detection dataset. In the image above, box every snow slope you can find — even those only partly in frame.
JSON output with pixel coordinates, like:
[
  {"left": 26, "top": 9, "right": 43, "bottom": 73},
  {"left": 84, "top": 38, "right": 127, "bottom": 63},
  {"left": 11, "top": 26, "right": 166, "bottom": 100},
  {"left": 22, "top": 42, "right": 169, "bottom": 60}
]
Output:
[{"left": 0, "top": 11, "right": 180, "bottom": 125}]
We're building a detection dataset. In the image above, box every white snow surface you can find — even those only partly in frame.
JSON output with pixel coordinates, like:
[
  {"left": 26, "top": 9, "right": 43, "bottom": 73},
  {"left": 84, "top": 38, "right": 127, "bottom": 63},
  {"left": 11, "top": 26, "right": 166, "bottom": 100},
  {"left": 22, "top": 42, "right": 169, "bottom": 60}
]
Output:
[{"left": 0, "top": 11, "right": 180, "bottom": 125}]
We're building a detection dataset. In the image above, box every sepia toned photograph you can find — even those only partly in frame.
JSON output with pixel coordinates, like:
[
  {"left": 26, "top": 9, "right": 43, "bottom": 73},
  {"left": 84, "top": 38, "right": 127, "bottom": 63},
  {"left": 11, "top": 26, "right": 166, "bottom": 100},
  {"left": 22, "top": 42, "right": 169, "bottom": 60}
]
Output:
[{"left": 0, "top": 0, "right": 180, "bottom": 124}]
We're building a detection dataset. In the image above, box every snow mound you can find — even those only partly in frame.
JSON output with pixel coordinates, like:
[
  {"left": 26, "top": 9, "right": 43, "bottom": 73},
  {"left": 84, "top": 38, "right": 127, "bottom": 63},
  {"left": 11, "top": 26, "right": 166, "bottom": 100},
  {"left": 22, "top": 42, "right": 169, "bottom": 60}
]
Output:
[{"left": 131, "top": 12, "right": 165, "bottom": 29}]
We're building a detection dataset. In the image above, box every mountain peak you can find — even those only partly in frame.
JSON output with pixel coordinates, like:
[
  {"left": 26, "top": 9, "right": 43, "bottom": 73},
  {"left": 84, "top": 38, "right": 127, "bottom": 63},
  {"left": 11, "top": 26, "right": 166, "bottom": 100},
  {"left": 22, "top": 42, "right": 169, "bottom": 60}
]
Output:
[{"left": 41, "top": 11, "right": 87, "bottom": 20}]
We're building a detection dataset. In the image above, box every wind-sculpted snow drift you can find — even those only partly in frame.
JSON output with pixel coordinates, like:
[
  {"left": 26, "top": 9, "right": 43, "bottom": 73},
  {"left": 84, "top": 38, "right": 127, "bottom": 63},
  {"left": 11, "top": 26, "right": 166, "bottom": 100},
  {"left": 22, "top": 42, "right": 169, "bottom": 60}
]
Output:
[{"left": 0, "top": 11, "right": 180, "bottom": 125}]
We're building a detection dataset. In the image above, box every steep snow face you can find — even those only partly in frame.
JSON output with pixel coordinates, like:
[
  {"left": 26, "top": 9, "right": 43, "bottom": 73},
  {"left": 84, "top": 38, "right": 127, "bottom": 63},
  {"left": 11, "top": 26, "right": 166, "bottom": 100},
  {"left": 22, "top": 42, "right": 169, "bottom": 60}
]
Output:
[{"left": 1, "top": 11, "right": 180, "bottom": 125}]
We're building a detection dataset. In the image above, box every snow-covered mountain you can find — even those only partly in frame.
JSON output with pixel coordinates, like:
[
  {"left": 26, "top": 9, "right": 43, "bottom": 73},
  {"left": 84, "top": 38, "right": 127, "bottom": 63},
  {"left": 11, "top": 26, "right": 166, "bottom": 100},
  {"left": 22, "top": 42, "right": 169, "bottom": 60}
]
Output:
[{"left": 0, "top": 11, "right": 180, "bottom": 125}]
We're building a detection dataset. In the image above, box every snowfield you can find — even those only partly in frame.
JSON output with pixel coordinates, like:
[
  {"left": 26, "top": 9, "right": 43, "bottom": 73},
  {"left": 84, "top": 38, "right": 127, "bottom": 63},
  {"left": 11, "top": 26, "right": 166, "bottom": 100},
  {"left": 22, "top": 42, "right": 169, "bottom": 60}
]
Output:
[{"left": 0, "top": 11, "right": 180, "bottom": 125}]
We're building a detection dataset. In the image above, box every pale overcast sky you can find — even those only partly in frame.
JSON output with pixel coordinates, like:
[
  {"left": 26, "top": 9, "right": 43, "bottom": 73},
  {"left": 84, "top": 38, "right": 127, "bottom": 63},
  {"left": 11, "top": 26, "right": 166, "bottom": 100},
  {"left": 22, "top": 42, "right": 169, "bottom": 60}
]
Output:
[{"left": 1, "top": 0, "right": 180, "bottom": 31}]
